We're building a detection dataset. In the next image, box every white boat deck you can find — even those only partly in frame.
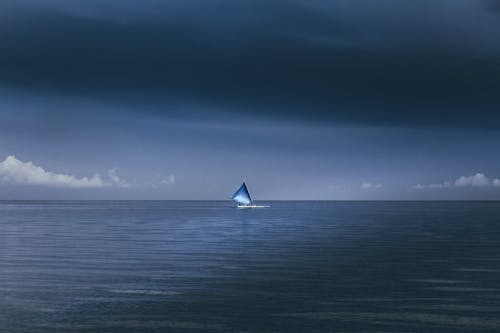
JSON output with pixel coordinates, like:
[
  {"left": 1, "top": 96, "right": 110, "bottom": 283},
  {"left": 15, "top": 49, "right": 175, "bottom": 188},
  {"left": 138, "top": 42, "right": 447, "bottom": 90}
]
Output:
[{"left": 237, "top": 204, "right": 270, "bottom": 208}]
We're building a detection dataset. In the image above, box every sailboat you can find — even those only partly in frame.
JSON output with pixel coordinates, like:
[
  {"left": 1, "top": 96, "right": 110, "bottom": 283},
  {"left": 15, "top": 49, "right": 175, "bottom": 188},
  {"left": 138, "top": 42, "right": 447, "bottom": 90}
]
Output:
[{"left": 231, "top": 182, "right": 269, "bottom": 208}]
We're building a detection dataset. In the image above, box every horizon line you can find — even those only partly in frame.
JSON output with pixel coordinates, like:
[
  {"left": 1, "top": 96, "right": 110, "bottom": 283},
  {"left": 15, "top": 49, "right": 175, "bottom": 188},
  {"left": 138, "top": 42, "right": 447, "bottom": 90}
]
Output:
[{"left": 1, "top": 199, "right": 499, "bottom": 202}]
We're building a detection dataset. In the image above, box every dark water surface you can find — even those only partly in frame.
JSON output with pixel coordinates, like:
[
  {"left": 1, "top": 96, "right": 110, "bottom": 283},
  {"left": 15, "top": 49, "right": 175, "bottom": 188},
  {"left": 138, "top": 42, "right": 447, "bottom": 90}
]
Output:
[{"left": 1, "top": 201, "right": 500, "bottom": 332}]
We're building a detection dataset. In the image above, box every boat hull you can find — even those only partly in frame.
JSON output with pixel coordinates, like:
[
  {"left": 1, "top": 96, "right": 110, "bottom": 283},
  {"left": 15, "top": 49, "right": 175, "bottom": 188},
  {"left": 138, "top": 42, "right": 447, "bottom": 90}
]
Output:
[{"left": 237, "top": 204, "right": 269, "bottom": 208}]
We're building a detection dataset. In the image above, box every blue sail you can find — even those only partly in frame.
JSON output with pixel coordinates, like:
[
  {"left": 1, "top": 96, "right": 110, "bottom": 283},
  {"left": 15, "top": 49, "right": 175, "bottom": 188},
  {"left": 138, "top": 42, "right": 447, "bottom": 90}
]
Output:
[{"left": 232, "top": 182, "right": 252, "bottom": 205}]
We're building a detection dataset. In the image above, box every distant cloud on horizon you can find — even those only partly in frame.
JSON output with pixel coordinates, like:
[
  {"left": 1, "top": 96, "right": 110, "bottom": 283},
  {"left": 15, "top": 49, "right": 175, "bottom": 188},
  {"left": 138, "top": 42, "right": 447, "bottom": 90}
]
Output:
[
  {"left": 414, "top": 173, "right": 500, "bottom": 190},
  {"left": 361, "top": 182, "right": 382, "bottom": 189},
  {"left": 0, "top": 155, "right": 130, "bottom": 189},
  {"left": 160, "top": 174, "right": 176, "bottom": 186},
  {"left": 108, "top": 168, "right": 130, "bottom": 188}
]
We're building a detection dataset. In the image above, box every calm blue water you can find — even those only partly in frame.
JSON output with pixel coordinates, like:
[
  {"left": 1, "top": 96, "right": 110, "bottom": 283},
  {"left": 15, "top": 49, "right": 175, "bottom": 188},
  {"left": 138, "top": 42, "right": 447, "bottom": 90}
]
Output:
[{"left": 1, "top": 201, "right": 500, "bottom": 332}]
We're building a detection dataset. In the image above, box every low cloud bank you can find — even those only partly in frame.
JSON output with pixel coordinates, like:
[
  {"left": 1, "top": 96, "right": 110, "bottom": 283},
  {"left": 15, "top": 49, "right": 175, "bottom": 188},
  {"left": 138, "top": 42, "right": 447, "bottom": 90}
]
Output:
[
  {"left": 160, "top": 174, "right": 175, "bottom": 185},
  {"left": 414, "top": 173, "right": 500, "bottom": 190},
  {"left": 0, "top": 155, "right": 130, "bottom": 189},
  {"left": 361, "top": 182, "right": 382, "bottom": 189},
  {"left": 152, "top": 174, "right": 175, "bottom": 188},
  {"left": 108, "top": 168, "right": 130, "bottom": 188}
]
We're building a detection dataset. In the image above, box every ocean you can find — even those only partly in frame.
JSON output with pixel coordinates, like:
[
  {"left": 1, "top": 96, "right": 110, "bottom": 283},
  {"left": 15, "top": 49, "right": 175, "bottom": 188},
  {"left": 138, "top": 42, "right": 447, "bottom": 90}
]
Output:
[{"left": 1, "top": 201, "right": 500, "bottom": 332}]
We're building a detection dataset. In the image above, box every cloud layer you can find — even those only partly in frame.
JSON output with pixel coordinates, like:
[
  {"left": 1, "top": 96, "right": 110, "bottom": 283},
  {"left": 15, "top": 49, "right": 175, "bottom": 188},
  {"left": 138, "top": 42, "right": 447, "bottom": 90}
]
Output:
[
  {"left": 160, "top": 174, "right": 176, "bottom": 185},
  {"left": 0, "top": 156, "right": 105, "bottom": 188},
  {"left": 414, "top": 173, "right": 500, "bottom": 190},
  {"left": 361, "top": 182, "right": 382, "bottom": 189},
  {"left": 0, "top": 155, "right": 131, "bottom": 189},
  {"left": 108, "top": 168, "right": 130, "bottom": 188},
  {"left": 1, "top": 0, "right": 500, "bottom": 127}
]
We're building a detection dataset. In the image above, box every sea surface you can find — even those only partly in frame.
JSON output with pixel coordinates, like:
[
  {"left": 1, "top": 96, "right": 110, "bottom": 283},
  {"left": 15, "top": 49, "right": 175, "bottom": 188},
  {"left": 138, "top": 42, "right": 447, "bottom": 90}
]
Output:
[{"left": 1, "top": 201, "right": 500, "bottom": 332}]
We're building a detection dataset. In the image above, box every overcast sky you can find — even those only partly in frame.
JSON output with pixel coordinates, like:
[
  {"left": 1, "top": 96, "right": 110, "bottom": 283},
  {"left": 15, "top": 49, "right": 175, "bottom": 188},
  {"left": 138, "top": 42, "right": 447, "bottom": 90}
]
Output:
[{"left": 1, "top": 0, "right": 500, "bottom": 200}]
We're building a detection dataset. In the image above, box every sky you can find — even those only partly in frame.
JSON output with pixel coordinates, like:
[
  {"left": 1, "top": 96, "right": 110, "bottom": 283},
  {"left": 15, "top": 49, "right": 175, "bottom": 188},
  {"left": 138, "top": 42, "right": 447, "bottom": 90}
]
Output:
[{"left": 1, "top": 0, "right": 500, "bottom": 200}]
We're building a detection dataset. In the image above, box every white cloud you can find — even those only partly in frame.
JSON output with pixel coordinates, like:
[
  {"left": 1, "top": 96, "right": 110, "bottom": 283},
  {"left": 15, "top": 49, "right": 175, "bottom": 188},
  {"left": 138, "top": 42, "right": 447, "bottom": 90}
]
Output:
[
  {"left": 414, "top": 173, "right": 500, "bottom": 190},
  {"left": 413, "top": 181, "right": 452, "bottom": 189},
  {"left": 454, "top": 173, "right": 491, "bottom": 187},
  {"left": 0, "top": 155, "right": 105, "bottom": 188},
  {"left": 108, "top": 168, "right": 130, "bottom": 188},
  {"left": 159, "top": 174, "right": 175, "bottom": 185},
  {"left": 361, "top": 182, "right": 382, "bottom": 189}
]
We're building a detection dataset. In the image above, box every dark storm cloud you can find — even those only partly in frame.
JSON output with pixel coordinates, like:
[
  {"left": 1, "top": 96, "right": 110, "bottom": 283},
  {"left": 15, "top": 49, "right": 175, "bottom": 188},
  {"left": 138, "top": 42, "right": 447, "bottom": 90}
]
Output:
[{"left": 1, "top": 0, "right": 500, "bottom": 127}]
